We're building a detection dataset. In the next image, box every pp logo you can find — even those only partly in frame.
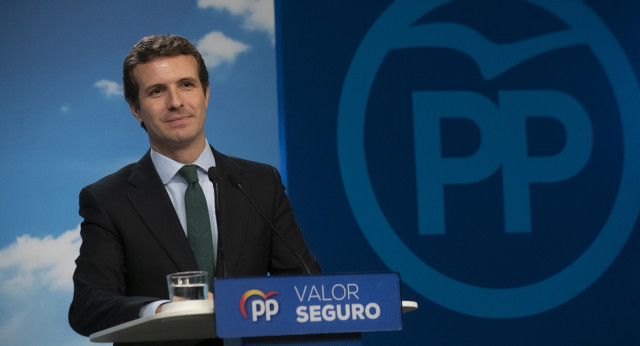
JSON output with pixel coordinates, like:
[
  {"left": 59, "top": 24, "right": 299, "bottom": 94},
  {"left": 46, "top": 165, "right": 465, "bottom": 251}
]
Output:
[
  {"left": 414, "top": 90, "right": 591, "bottom": 234},
  {"left": 240, "top": 290, "right": 280, "bottom": 322},
  {"left": 337, "top": 0, "right": 640, "bottom": 318}
]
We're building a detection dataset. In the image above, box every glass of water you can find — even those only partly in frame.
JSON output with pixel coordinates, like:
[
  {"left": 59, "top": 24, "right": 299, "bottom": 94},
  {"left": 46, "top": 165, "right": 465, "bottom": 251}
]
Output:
[{"left": 166, "top": 271, "right": 209, "bottom": 301}]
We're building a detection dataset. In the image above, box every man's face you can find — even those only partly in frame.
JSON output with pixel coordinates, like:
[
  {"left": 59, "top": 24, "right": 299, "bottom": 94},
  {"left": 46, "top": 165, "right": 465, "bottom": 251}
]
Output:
[{"left": 129, "top": 54, "right": 210, "bottom": 155}]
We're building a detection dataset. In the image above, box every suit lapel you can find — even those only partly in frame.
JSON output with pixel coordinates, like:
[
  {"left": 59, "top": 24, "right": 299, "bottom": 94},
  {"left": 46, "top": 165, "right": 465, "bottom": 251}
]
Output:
[
  {"left": 127, "top": 151, "right": 198, "bottom": 272},
  {"left": 212, "top": 148, "right": 250, "bottom": 275}
]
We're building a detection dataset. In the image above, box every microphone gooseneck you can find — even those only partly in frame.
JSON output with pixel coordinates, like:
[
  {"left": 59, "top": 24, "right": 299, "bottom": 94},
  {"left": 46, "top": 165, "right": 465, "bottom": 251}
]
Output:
[
  {"left": 227, "top": 174, "right": 312, "bottom": 274},
  {"left": 208, "top": 166, "right": 228, "bottom": 278},
  {"left": 207, "top": 167, "right": 220, "bottom": 214}
]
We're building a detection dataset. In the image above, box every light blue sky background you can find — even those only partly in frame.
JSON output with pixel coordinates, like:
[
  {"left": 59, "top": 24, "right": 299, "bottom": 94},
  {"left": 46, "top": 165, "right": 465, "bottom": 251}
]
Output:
[{"left": 0, "top": 1, "right": 279, "bottom": 344}]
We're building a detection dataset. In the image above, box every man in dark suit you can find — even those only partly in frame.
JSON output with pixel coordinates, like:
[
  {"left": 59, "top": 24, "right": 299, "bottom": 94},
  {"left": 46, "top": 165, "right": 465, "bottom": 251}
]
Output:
[{"left": 69, "top": 35, "right": 320, "bottom": 345}]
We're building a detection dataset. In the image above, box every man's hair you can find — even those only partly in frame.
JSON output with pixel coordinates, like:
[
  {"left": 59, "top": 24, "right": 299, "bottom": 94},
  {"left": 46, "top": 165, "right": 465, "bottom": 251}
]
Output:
[{"left": 123, "top": 35, "right": 209, "bottom": 109}]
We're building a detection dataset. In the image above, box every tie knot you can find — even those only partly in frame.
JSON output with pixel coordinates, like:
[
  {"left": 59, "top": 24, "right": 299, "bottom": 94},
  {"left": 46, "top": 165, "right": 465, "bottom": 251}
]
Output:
[{"left": 179, "top": 165, "right": 200, "bottom": 184}]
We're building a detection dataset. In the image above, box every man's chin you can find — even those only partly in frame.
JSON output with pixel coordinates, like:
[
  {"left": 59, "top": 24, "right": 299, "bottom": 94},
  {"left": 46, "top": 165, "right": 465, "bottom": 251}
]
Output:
[{"left": 153, "top": 133, "right": 205, "bottom": 150}]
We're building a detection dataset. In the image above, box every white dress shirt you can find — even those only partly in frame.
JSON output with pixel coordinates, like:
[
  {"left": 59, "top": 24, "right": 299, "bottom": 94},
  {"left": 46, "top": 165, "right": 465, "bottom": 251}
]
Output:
[{"left": 140, "top": 140, "right": 218, "bottom": 317}]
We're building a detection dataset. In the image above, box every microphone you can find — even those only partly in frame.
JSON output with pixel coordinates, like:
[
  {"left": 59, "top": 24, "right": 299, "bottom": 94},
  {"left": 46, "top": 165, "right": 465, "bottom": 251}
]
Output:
[
  {"left": 207, "top": 167, "right": 220, "bottom": 215},
  {"left": 227, "top": 174, "right": 312, "bottom": 274},
  {"left": 208, "top": 167, "right": 228, "bottom": 278}
]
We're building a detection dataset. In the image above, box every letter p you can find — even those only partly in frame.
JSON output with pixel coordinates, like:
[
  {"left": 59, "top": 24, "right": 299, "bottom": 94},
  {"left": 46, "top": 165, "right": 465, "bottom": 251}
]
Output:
[{"left": 413, "top": 90, "right": 592, "bottom": 234}]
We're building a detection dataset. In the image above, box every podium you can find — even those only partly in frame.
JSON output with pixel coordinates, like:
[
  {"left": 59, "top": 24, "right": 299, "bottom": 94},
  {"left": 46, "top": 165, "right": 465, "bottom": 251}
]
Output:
[{"left": 90, "top": 273, "right": 417, "bottom": 345}]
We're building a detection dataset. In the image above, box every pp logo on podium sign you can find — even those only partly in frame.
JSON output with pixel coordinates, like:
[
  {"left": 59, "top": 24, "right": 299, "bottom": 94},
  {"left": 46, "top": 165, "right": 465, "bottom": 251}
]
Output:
[
  {"left": 337, "top": 0, "right": 640, "bottom": 318},
  {"left": 240, "top": 290, "right": 280, "bottom": 322}
]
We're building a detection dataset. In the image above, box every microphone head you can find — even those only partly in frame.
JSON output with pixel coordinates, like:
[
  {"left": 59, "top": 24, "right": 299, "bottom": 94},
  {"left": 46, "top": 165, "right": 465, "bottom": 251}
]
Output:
[
  {"left": 227, "top": 173, "right": 242, "bottom": 188},
  {"left": 208, "top": 167, "right": 218, "bottom": 182}
]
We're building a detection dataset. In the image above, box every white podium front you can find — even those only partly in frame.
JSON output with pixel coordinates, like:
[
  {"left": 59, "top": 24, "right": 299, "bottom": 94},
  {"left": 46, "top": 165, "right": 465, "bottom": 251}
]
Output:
[{"left": 89, "top": 300, "right": 418, "bottom": 343}]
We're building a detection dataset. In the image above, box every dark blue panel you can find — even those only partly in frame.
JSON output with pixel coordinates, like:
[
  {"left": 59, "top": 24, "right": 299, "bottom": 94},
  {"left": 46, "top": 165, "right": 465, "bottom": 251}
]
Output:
[{"left": 276, "top": 1, "right": 640, "bottom": 345}]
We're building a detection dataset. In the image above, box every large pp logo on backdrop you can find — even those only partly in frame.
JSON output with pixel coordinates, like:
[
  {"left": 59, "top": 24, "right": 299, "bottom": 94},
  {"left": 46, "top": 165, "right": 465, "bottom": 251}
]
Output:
[
  {"left": 337, "top": 0, "right": 640, "bottom": 318},
  {"left": 415, "top": 90, "right": 591, "bottom": 234}
]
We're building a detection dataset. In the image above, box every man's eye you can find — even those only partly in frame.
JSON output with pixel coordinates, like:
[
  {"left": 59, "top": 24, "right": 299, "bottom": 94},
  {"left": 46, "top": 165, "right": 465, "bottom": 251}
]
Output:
[
  {"left": 150, "top": 88, "right": 163, "bottom": 95},
  {"left": 182, "top": 81, "right": 194, "bottom": 88}
]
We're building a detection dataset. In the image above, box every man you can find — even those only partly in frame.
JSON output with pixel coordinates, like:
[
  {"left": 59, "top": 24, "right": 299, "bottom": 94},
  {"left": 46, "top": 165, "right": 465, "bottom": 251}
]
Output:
[{"left": 69, "top": 35, "right": 320, "bottom": 345}]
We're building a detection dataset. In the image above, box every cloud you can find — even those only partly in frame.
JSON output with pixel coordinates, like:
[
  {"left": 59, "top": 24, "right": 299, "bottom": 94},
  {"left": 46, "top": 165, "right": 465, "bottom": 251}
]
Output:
[
  {"left": 0, "top": 225, "right": 81, "bottom": 296},
  {"left": 60, "top": 105, "right": 70, "bottom": 113},
  {"left": 197, "top": 31, "right": 251, "bottom": 68},
  {"left": 198, "top": 0, "right": 275, "bottom": 40},
  {"left": 94, "top": 79, "right": 123, "bottom": 98},
  {"left": 0, "top": 227, "right": 93, "bottom": 346}
]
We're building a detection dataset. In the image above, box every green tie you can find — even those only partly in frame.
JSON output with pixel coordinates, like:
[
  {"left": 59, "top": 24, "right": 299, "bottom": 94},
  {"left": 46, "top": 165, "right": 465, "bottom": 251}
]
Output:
[{"left": 178, "top": 165, "right": 215, "bottom": 287}]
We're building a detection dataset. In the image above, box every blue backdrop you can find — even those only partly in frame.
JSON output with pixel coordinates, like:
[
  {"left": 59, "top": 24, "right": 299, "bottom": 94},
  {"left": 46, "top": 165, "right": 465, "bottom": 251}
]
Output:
[{"left": 276, "top": 1, "right": 640, "bottom": 344}]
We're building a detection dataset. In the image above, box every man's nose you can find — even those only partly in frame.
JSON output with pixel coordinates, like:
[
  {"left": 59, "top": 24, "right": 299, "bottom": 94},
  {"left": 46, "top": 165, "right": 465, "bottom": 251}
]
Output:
[{"left": 166, "top": 88, "right": 183, "bottom": 109}]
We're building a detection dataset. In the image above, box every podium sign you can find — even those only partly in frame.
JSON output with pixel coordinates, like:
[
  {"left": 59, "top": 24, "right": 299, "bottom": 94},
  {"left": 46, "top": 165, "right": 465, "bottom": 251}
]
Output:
[{"left": 214, "top": 273, "right": 402, "bottom": 338}]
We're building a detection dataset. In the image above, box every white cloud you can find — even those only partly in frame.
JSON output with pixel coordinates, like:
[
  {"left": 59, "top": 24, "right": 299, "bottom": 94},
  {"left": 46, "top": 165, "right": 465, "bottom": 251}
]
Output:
[
  {"left": 94, "top": 79, "right": 123, "bottom": 98},
  {"left": 60, "top": 105, "right": 70, "bottom": 113},
  {"left": 198, "top": 0, "right": 275, "bottom": 41},
  {"left": 197, "top": 31, "right": 251, "bottom": 68},
  {"left": 0, "top": 225, "right": 81, "bottom": 296},
  {"left": 0, "top": 227, "right": 94, "bottom": 346}
]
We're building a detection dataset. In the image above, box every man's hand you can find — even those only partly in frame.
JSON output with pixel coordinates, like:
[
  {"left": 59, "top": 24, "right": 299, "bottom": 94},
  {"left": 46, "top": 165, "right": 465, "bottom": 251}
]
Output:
[{"left": 155, "top": 292, "right": 214, "bottom": 313}]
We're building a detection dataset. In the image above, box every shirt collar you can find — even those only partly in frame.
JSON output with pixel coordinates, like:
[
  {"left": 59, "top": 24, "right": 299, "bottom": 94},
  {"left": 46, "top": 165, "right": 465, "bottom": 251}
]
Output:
[{"left": 150, "top": 140, "right": 216, "bottom": 184}]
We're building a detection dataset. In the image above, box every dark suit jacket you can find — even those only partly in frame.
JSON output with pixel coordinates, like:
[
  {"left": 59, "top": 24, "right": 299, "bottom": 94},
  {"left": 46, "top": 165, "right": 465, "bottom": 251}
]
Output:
[{"left": 69, "top": 147, "right": 320, "bottom": 345}]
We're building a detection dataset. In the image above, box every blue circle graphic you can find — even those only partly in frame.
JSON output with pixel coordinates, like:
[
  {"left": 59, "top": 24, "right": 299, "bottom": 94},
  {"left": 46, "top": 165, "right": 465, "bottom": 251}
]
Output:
[{"left": 337, "top": 0, "right": 640, "bottom": 318}]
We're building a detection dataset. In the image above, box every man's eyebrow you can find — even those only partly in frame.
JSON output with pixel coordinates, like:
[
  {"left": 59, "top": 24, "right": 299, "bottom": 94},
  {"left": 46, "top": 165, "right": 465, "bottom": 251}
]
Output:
[
  {"left": 178, "top": 77, "right": 199, "bottom": 84},
  {"left": 142, "top": 77, "right": 199, "bottom": 92}
]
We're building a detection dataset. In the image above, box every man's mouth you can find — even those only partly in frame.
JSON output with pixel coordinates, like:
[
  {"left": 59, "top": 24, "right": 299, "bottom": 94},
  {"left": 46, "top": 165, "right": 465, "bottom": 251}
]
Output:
[{"left": 166, "top": 114, "right": 191, "bottom": 123}]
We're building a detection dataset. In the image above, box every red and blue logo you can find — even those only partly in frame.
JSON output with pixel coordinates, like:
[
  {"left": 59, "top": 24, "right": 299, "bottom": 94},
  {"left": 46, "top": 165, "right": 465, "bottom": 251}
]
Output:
[{"left": 239, "top": 289, "right": 280, "bottom": 321}]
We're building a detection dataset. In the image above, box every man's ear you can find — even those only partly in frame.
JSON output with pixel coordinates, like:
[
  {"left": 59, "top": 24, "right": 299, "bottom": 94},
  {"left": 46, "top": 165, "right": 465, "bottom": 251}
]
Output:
[
  {"left": 204, "top": 87, "right": 211, "bottom": 110},
  {"left": 129, "top": 102, "right": 142, "bottom": 122}
]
